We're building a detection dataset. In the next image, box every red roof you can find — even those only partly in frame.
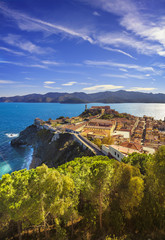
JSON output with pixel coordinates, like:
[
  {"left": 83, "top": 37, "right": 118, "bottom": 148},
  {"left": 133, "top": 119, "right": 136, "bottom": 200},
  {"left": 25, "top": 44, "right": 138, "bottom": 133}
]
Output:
[{"left": 120, "top": 141, "right": 143, "bottom": 151}]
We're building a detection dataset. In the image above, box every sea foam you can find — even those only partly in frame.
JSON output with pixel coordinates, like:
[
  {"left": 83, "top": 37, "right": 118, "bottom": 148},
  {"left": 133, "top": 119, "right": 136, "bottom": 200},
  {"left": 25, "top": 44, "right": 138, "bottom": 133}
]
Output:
[{"left": 5, "top": 133, "right": 19, "bottom": 138}]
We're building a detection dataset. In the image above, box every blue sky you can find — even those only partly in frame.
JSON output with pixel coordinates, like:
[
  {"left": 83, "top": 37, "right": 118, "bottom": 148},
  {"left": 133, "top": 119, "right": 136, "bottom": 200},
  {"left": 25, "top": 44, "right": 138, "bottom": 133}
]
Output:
[{"left": 0, "top": 0, "right": 165, "bottom": 97}]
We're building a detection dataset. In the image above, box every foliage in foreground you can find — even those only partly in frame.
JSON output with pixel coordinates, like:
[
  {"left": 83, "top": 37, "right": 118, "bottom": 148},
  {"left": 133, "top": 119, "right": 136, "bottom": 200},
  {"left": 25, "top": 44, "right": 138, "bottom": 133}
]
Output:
[{"left": 0, "top": 146, "right": 165, "bottom": 240}]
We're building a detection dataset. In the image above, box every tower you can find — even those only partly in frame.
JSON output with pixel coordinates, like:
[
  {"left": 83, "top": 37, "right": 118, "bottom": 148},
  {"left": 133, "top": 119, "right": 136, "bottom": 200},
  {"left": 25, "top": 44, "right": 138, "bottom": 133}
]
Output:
[{"left": 85, "top": 104, "right": 87, "bottom": 110}]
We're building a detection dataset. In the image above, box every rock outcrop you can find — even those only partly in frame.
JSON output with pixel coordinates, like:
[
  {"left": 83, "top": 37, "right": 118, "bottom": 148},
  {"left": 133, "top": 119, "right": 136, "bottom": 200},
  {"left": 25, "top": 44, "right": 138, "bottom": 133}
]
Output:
[
  {"left": 11, "top": 125, "right": 94, "bottom": 169},
  {"left": 11, "top": 125, "right": 38, "bottom": 146}
]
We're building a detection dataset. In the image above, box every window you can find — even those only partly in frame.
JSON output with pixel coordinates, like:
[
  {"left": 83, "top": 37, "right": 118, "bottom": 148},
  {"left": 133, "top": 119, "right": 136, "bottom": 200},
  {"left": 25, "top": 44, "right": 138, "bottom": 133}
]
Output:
[
  {"left": 114, "top": 151, "right": 116, "bottom": 155},
  {"left": 117, "top": 154, "right": 119, "bottom": 158}
]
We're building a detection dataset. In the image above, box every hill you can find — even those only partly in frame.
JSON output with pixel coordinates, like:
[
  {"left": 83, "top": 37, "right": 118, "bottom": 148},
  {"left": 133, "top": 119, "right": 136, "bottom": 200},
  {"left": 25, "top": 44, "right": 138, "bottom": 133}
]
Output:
[{"left": 1, "top": 90, "right": 165, "bottom": 103}]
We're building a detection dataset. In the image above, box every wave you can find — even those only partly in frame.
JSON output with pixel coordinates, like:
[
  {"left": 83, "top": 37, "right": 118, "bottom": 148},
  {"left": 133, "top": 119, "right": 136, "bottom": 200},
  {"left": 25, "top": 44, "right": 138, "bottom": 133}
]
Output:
[
  {"left": 5, "top": 133, "right": 19, "bottom": 138},
  {"left": 22, "top": 147, "right": 33, "bottom": 170}
]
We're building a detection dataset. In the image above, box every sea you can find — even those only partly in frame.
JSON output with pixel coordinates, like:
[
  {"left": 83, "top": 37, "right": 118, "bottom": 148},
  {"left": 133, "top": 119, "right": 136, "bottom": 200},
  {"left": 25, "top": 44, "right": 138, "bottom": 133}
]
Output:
[{"left": 0, "top": 102, "right": 165, "bottom": 177}]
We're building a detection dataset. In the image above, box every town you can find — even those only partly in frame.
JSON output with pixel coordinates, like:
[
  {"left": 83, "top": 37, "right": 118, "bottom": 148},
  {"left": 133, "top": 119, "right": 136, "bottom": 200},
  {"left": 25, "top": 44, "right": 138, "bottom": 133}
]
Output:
[{"left": 35, "top": 105, "right": 165, "bottom": 161}]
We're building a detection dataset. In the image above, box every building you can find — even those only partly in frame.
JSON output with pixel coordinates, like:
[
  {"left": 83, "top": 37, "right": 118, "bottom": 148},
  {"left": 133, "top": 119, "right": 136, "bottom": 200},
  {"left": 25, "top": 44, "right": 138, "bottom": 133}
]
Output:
[
  {"left": 120, "top": 141, "right": 143, "bottom": 152},
  {"left": 112, "top": 130, "right": 130, "bottom": 140},
  {"left": 102, "top": 144, "right": 140, "bottom": 161},
  {"left": 82, "top": 126, "right": 112, "bottom": 138},
  {"left": 89, "top": 106, "right": 111, "bottom": 114},
  {"left": 82, "top": 119, "right": 116, "bottom": 138}
]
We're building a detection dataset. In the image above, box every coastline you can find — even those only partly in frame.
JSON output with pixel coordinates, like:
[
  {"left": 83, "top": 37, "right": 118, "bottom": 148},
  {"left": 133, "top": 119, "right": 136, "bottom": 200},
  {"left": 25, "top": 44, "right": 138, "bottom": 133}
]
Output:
[
  {"left": 21, "top": 146, "right": 34, "bottom": 170},
  {"left": 29, "top": 149, "right": 42, "bottom": 169},
  {"left": 1, "top": 102, "right": 165, "bottom": 177}
]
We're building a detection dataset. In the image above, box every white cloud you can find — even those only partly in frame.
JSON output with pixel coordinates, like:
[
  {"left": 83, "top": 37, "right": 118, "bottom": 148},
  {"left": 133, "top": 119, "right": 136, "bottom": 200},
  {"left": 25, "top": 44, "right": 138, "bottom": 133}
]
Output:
[
  {"left": 1, "top": 0, "right": 165, "bottom": 60},
  {"left": 153, "top": 63, "right": 165, "bottom": 69},
  {"left": 42, "top": 60, "right": 60, "bottom": 66},
  {"left": 0, "top": 2, "right": 143, "bottom": 59},
  {"left": 120, "top": 7, "right": 165, "bottom": 48},
  {"left": 102, "top": 74, "right": 127, "bottom": 79},
  {"left": 85, "top": 60, "right": 154, "bottom": 72},
  {"left": 29, "top": 64, "right": 47, "bottom": 69},
  {"left": 0, "top": 80, "right": 15, "bottom": 84},
  {"left": 102, "top": 73, "right": 151, "bottom": 80},
  {"left": 0, "top": 60, "right": 48, "bottom": 69},
  {"left": 93, "top": 11, "right": 100, "bottom": 16},
  {"left": 98, "top": 32, "right": 165, "bottom": 57},
  {"left": 79, "top": 82, "right": 92, "bottom": 85},
  {"left": 44, "top": 81, "right": 56, "bottom": 84},
  {"left": 44, "top": 85, "right": 61, "bottom": 89},
  {"left": 62, "top": 82, "right": 77, "bottom": 86},
  {"left": 102, "top": 46, "right": 136, "bottom": 59},
  {"left": 126, "top": 87, "right": 156, "bottom": 92},
  {"left": 79, "top": 0, "right": 165, "bottom": 57},
  {"left": 126, "top": 74, "right": 150, "bottom": 79},
  {"left": 2, "top": 34, "right": 46, "bottom": 54},
  {"left": 0, "top": 46, "right": 24, "bottom": 56},
  {"left": 119, "top": 68, "right": 128, "bottom": 72},
  {"left": 83, "top": 84, "right": 124, "bottom": 92},
  {"left": 0, "top": 3, "right": 94, "bottom": 44},
  {"left": 25, "top": 77, "right": 33, "bottom": 80}
]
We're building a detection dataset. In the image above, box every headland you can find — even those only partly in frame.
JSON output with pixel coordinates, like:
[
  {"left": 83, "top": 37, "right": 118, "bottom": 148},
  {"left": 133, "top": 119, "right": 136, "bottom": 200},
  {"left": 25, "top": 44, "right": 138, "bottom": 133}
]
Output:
[{"left": 11, "top": 105, "right": 165, "bottom": 168}]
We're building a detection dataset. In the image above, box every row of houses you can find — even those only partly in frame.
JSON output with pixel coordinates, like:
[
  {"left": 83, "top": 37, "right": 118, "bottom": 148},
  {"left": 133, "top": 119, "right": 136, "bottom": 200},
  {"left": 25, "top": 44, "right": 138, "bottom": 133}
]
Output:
[{"left": 35, "top": 105, "right": 165, "bottom": 162}]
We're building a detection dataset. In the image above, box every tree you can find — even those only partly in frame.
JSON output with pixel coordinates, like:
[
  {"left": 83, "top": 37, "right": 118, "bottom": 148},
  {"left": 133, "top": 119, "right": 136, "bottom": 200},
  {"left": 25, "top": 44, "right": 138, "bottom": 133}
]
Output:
[
  {"left": 144, "top": 146, "right": 165, "bottom": 231},
  {"left": 102, "top": 136, "right": 114, "bottom": 145},
  {"left": 109, "top": 163, "right": 144, "bottom": 232},
  {"left": 147, "top": 146, "right": 165, "bottom": 205},
  {"left": 122, "top": 152, "right": 151, "bottom": 174},
  {"left": 93, "top": 138, "right": 102, "bottom": 148},
  {"left": 58, "top": 156, "right": 116, "bottom": 230},
  {"left": 0, "top": 169, "right": 30, "bottom": 240},
  {"left": 27, "top": 164, "right": 77, "bottom": 239},
  {"left": 84, "top": 161, "right": 114, "bottom": 229}
]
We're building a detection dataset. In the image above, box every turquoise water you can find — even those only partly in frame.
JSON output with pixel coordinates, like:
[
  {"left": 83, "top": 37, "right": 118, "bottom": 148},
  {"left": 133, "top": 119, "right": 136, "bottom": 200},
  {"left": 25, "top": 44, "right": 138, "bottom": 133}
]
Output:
[{"left": 0, "top": 102, "right": 165, "bottom": 177}]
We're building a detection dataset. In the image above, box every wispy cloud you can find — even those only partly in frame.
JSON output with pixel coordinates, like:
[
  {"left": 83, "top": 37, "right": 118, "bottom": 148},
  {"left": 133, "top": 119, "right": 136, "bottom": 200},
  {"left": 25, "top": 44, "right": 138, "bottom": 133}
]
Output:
[
  {"left": 42, "top": 60, "right": 61, "bottom": 66},
  {"left": 0, "top": 2, "right": 94, "bottom": 44},
  {"left": 2, "top": 34, "right": 47, "bottom": 54},
  {"left": 102, "top": 74, "right": 127, "bottom": 79},
  {"left": 101, "top": 45, "right": 136, "bottom": 59},
  {"left": 119, "top": 68, "right": 128, "bottom": 72},
  {"left": 0, "top": 2, "right": 139, "bottom": 59},
  {"left": 79, "top": 0, "right": 165, "bottom": 57},
  {"left": 0, "top": 46, "right": 24, "bottom": 56},
  {"left": 153, "top": 63, "right": 165, "bottom": 69},
  {"left": 25, "top": 77, "right": 33, "bottom": 80},
  {"left": 126, "top": 87, "right": 156, "bottom": 92},
  {"left": 102, "top": 73, "right": 150, "bottom": 80},
  {"left": 98, "top": 32, "right": 163, "bottom": 57},
  {"left": 62, "top": 81, "right": 77, "bottom": 86},
  {"left": 93, "top": 11, "right": 100, "bottom": 17},
  {"left": 83, "top": 84, "right": 124, "bottom": 92},
  {"left": 30, "top": 64, "right": 47, "bottom": 69},
  {"left": 0, "top": 80, "right": 15, "bottom": 84},
  {"left": 85, "top": 60, "right": 154, "bottom": 72},
  {"left": 44, "top": 85, "right": 61, "bottom": 90},
  {"left": 0, "top": 60, "right": 48, "bottom": 69},
  {"left": 44, "top": 81, "right": 56, "bottom": 84}
]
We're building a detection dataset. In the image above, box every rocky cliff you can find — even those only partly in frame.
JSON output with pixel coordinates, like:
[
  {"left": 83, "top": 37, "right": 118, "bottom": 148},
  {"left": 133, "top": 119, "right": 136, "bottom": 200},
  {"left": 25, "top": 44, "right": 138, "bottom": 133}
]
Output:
[{"left": 11, "top": 125, "right": 94, "bottom": 169}]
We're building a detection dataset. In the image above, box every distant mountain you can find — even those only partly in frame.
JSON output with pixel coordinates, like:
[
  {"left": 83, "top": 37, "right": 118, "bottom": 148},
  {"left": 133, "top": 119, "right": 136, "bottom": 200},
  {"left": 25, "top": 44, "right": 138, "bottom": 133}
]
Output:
[{"left": 1, "top": 90, "right": 165, "bottom": 103}]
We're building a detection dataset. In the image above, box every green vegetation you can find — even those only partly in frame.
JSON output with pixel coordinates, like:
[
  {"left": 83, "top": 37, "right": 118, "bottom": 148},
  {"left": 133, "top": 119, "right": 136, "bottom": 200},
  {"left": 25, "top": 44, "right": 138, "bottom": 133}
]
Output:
[
  {"left": 101, "top": 113, "right": 130, "bottom": 120},
  {"left": 0, "top": 147, "right": 165, "bottom": 240},
  {"left": 122, "top": 152, "right": 151, "bottom": 174},
  {"left": 92, "top": 136, "right": 114, "bottom": 148},
  {"left": 80, "top": 109, "right": 101, "bottom": 118},
  {"left": 56, "top": 116, "right": 65, "bottom": 119}
]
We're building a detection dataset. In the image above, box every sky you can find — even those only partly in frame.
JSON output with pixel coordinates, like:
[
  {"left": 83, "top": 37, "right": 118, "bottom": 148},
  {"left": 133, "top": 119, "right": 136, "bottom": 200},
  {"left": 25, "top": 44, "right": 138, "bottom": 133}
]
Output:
[{"left": 0, "top": 0, "right": 165, "bottom": 97}]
